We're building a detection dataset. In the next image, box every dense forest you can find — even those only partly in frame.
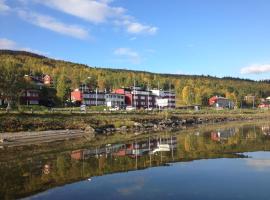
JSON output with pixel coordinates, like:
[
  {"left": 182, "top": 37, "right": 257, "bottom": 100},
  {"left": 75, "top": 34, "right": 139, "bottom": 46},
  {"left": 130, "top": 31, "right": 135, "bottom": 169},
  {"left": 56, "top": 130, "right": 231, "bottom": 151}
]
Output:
[{"left": 1, "top": 50, "right": 270, "bottom": 107}]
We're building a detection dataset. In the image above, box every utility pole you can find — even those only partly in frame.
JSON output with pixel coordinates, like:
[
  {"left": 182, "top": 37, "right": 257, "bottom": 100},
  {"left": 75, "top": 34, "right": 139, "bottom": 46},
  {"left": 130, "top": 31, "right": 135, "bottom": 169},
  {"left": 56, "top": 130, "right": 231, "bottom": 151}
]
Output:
[
  {"left": 169, "top": 82, "right": 171, "bottom": 110},
  {"left": 148, "top": 82, "right": 150, "bottom": 110},
  {"left": 96, "top": 88, "right": 98, "bottom": 106},
  {"left": 253, "top": 96, "right": 255, "bottom": 109},
  {"left": 134, "top": 79, "right": 136, "bottom": 109}
]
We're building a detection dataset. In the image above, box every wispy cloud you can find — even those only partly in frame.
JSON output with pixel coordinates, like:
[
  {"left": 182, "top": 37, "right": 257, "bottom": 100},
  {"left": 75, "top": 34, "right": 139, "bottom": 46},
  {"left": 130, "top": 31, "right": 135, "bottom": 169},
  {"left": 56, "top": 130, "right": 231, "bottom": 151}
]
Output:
[
  {"left": 37, "top": 0, "right": 124, "bottom": 24},
  {"left": 0, "top": 38, "right": 17, "bottom": 49},
  {"left": 240, "top": 64, "right": 270, "bottom": 74},
  {"left": 124, "top": 21, "right": 158, "bottom": 35},
  {"left": 0, "top": 0, "right": 10, "bottom": 12},
  {"left": 0, "top": 38, "right": 46, "bottom": 55},
  {"left": 130, "top": 37, "right": 137, "bottom": 41},
  {"left": 114, "top": 48, "right": 141, "bottom": 64},
  {"left": 18, "top": 10, "right": 89, "bottom": 39},
  {"left": 36, "top": 0, "right": 158, "bottom": 35}
]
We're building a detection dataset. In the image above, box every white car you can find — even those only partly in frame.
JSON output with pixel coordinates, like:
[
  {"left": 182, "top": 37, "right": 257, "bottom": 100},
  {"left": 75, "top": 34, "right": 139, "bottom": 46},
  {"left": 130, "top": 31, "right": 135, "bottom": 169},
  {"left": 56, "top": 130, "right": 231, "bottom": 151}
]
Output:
[
  {"left": 126, "top": 106, "right": 135, "bottom": 111},
  {"left": 109, "top": 107, "right": 119, "bottom": 111}
]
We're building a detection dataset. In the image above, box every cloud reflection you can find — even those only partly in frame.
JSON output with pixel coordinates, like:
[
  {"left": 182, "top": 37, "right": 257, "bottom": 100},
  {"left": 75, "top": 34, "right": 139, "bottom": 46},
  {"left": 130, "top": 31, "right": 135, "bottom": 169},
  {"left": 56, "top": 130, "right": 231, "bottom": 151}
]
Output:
[{"left": 246, "top": 159, "right": 270, "bottom": 171}]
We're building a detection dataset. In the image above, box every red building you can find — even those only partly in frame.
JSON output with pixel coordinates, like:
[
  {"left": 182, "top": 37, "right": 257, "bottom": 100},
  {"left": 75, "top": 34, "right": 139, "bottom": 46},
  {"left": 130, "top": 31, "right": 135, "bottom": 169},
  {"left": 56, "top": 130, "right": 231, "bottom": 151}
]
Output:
[
  {"left": 71, "top": 89, "right": 83, "bottom": 103},
  {"left": 115, "top": 87, "right": 156, "bottom": 109},
  {"left": 21, "top": 75, "right": 44, "bottom": 105},
  {"left": 71, "top": 88, "right": 106, "bottom": 106}
]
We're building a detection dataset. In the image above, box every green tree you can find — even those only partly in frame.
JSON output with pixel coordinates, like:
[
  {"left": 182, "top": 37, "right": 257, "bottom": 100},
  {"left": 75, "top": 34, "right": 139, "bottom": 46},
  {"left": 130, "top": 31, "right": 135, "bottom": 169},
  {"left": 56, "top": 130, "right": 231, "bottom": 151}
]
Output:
[
  {"left": 56, "top": 74, "right": 71, "bottom": 105},
  {"left": 0, "top": 61, "right": 27, "bottom": 110},
  {"left": 182, "top": 86, "right": 195, "bottom": 105}
]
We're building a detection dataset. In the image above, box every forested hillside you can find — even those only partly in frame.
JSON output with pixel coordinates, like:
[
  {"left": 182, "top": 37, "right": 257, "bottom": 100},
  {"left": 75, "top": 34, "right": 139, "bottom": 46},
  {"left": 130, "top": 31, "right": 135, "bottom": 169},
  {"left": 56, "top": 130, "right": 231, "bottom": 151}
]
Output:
[{"left": 1, "top": 50, "right": 269, "bottom": 106}]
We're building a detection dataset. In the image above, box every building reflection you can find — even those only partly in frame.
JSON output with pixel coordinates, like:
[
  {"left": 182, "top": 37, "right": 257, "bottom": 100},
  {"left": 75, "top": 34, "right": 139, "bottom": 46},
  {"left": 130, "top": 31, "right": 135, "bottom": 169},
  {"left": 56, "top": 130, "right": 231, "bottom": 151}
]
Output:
[
  {"left": 211, "top": 128, "right": 236, "bottom": 141},
  {"left": 3, "top": 123, "right": 270, "bottom": 199},
  {"left": 71, "top": 136, "right": 177, "bottom": 160},
  {"left": 262, "top": 125, "right": 270, "bottom": 136}
]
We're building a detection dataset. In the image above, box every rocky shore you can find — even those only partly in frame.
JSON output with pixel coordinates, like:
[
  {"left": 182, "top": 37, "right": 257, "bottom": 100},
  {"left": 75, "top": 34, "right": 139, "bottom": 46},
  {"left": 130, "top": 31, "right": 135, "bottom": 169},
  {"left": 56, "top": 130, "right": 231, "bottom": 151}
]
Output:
[
  {"left": 1, "top": 113, "right": 269, "bottom": 146},
  {"left": 84, "top": 115, "right": 261, "bottom": 138}
]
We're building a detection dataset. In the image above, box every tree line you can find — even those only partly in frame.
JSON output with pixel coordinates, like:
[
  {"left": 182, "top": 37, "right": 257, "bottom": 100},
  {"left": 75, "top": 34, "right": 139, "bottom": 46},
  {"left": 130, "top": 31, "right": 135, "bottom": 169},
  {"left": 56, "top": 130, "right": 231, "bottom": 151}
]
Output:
[{"left": 1, "top": 50, "right": 270, "bottom": 107}]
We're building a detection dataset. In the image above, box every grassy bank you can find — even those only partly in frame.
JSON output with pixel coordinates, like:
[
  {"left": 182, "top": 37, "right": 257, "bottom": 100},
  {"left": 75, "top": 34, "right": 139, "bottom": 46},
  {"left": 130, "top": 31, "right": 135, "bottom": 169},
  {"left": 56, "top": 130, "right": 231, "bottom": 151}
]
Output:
[{"left": 1, "top": 109, "right": 270, "bottom": 133}]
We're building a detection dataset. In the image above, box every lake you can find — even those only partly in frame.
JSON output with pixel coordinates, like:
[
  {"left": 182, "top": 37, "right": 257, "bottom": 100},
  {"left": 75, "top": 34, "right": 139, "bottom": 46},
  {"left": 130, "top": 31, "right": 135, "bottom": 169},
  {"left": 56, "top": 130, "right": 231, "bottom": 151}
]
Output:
[{"left": 1, "top": 121, "right": 270, "bottom": 199}]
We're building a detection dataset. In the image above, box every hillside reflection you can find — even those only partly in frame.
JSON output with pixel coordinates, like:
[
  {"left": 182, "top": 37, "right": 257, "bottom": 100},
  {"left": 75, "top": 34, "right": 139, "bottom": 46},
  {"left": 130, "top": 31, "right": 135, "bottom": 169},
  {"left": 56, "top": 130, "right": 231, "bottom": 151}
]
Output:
[{"left": 1, "top": 122, "right": 270, "bottom": 199}]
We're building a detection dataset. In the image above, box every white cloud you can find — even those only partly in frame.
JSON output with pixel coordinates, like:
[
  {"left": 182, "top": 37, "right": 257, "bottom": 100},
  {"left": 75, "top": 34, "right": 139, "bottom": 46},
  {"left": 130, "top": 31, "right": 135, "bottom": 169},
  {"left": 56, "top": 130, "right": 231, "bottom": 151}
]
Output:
[
  {"left": 114, "top": 48, "right": 141, "bottom": 64},
  {"left": 125, "top": 21, "right": 158, "bottom": 35},
  {"left": 0, "top": 38, "right": 17, "bottom": 49},
  {"left": 241, "top": 64, "right": 270, "bottom": 74},
  {"left": 36, "top": 0, "right": 157, "bottom": 35},
  {"left": 37, "top": 0, "right": 125, "bottom": 24},
  {"left": 0, "top": 0, "right": 10, "bottom": 12},
  {"left": 18, "top": 10, "right": 89, "bottom": 39},
  {"left": 0, "top": 38, "right": 46, "bottom": 55}
]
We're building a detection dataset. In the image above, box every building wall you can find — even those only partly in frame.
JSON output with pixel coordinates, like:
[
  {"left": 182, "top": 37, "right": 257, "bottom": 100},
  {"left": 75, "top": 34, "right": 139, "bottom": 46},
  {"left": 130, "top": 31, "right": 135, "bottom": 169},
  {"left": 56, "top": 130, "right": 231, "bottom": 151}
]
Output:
[
  {"left": 82, "top": 93, "right": 105, "bottom": 106},
  {"left": 151, "top": 89, "right": 176, "bottom": 108},
  {"left": 21, "top": 89, "right": 40, "bottom": 105},
  {"left": 209, "top": 96, "right": 234, "bottom": 108},
  {"left": 71, "top": 90, "right": 83, "bottom": 102},
  {"left": 105, "top": 94, "right": 125, "bottom": 107}
]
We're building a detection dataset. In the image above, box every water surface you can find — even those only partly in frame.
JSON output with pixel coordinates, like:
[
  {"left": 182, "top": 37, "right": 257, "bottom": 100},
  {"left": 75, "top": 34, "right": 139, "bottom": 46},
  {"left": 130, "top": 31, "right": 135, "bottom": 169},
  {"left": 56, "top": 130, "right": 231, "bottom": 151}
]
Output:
[{"left": 1, "top": 121, "right": 270, "bottom": 199}]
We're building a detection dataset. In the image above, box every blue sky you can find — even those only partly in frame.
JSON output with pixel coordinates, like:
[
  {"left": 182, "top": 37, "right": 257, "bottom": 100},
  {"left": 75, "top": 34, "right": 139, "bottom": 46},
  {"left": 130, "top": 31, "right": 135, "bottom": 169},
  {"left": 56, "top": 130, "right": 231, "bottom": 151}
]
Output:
[{"left": 1, "top": 0, "right": 270, "bottom": 80}]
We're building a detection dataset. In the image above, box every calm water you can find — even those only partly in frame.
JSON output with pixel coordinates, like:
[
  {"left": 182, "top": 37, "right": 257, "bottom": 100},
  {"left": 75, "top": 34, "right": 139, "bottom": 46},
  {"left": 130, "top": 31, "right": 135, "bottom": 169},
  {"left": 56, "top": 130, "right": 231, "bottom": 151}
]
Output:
[{"left": 1, "top": 122, "right": 270, "bottom": 199}]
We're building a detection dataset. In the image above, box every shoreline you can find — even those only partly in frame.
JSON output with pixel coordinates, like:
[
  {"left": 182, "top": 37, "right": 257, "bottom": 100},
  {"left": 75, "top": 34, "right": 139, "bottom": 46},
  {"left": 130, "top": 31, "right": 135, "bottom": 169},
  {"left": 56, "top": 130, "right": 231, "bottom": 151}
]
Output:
[{"left": 1, "top": 111, "right": 270, "bottom": 146}]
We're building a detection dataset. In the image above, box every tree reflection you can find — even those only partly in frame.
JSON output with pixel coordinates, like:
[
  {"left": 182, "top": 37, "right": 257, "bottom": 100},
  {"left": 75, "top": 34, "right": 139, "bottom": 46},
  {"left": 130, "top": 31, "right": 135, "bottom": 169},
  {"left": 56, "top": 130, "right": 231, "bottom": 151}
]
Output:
[{"left": 1, "top": 123, "right": 270, "bottom": 199}]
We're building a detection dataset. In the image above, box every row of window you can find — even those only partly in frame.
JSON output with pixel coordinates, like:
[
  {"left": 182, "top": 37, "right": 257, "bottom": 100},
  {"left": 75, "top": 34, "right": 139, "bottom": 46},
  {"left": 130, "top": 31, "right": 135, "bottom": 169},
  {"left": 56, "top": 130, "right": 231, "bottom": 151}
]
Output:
[
  {"left": 105, "top": 95, "right": 124, "bottom": 99},
  {"left": 134, "top": 96, "right": 154, "bottom": 100},
  {"left": 135, "top": 102, "right": 153, "bottom": 106},
  {"left": 83, "top": 100, "right": 105, "bottom": 105},
  {"left": 84, "top": 94, "right": 105, "bottom": 98},
  {"left": 26, "top": 92, "right": 39, "bottom": 97}
]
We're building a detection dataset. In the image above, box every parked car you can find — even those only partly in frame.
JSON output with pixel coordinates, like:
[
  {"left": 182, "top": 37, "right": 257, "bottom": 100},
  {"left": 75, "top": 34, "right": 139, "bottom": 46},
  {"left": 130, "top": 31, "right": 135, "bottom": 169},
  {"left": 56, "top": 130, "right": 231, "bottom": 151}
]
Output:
[
  {"left": 109, "top": 106, "right": 120, "bottom": 111},
  {"left": 126, "top": 106, "right": 135, "bottom": 111}
]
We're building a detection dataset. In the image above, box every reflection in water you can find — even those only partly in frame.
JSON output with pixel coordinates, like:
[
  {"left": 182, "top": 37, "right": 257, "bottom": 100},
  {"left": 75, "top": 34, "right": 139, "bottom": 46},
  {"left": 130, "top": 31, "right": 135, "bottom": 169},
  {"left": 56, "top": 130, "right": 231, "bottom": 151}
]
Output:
[
  {"left": 211, "top": 128, "right": 236, "bottom": 141},
  {"left": 246, "top": 159, "right": 270, "bottom": 171},
  {"left": 1, "top": 122, "right": 270, "bottom": 199},
  {"left": 71, "top": 136, "right": 177, "bottom": 160}
]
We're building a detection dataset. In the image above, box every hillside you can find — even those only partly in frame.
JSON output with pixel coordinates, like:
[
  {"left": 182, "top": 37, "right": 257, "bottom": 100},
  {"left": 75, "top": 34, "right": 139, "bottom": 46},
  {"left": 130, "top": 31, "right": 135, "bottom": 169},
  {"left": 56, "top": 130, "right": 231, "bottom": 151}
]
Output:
[{"left": 0, "top": 50, "right": 269, "bottom": 106}]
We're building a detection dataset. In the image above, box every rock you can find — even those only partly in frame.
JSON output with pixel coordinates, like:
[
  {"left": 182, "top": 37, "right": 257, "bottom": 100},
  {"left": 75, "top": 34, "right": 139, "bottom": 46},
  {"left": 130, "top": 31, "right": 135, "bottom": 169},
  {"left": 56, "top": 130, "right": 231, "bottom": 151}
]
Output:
[
  {"left": 134, "top": 132, "right": 142, "bottom": 136},
  {"left": 106, "top": 128, "right": 112, "bottom": 132},
  {"left": 197, "top": 118, "right": 203, "bottom": 123},
  {"left": 144, "top": 123, "right": 154, "bottom": 128},
  {"left": 186, "top": 118, "right": 195, "bottom": 124},
  {"left": 134, "top": 122, "right": 143, "bottom": 127},
  {"left": 84, "top": 125, "right": 95, "bottom": 140},
  {"left": 84, "top": 125, "right": 95, "bottom": 134}
]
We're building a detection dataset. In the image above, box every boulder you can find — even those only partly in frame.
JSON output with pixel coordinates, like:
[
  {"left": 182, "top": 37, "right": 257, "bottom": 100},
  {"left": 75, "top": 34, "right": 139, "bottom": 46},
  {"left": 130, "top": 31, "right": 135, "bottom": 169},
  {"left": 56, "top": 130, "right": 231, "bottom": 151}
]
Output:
[{"left": 84, "top": 125, "right": 96, "bottom": 140}]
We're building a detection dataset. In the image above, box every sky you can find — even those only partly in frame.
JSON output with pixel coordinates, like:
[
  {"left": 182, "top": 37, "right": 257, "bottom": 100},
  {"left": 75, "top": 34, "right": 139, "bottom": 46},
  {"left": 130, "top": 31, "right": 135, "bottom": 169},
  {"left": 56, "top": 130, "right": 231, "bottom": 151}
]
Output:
[{"left": 1, "top": 0, "right": 270, "bottom": 80}]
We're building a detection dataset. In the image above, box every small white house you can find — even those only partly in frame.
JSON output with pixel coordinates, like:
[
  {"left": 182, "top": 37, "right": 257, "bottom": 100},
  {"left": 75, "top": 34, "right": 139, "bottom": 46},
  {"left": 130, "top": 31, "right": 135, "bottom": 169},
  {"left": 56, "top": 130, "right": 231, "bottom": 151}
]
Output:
[{"left": 151, "top": 89, "right": 176, "bottom": 108}]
